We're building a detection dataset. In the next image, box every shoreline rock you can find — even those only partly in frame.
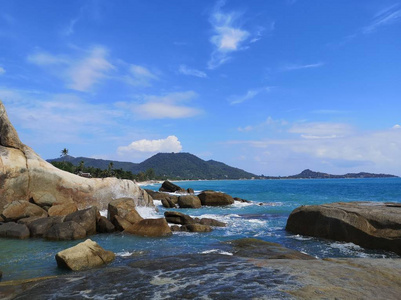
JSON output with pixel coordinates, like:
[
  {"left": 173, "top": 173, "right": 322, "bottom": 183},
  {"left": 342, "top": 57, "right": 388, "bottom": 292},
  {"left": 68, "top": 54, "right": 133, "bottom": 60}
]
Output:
[{"left": 286, "top": 201, "right": 401, "bottom": 255}]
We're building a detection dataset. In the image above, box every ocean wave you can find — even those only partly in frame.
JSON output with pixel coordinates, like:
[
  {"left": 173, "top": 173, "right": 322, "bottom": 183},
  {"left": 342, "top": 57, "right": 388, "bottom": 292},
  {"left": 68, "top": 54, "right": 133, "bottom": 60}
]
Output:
[
  {"left": 201, "top": 249, "right": 233, "bottom": 256},
  {"left": 288, "top": 234, "right": 313, "bottom": 241},
  {"left": 136, "top": 206, "right": 163, "bottom": 219}
]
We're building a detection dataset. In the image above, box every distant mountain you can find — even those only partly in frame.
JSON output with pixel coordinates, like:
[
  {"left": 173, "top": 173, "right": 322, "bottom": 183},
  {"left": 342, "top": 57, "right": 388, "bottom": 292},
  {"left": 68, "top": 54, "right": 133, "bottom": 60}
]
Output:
[
  {"left": 48, "top": 152, "right": 257, "bottom": 180},
  {"left": 263, "top": 169, "right": 398, "bottom": 179}
]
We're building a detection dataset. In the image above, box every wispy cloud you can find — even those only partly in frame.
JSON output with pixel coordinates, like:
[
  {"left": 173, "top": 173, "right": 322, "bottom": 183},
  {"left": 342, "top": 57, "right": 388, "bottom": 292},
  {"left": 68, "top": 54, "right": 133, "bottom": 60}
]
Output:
[
  {"left": 117, "top": 135, "right": 182, "bottom": 155},
  {"left": 288, "top": 122, "right": 354, "bottom": 139},
  {"left": 208, "top": 1, "right": 251, "bottom": 69},
  {"left": 229, "top": 87, "right": 271, "bottom": 105},
  {"left": 179, "top": 65, "right": 207, "bottom": 78},
  {"left": 311, "top": 109, "right": 349, "bottom": 115},
  {"left": 238, "top": 116, "right": 288, "bottom": 132},
  {"left": 363, "top": 4, "right": 401, "bottom": 34},
  {"left": 0, "top": 66, "right": 5, "bottom": 75},
  {"left": 118, "top": 91, "right": 202, "bottom": 120},
  {"left": 27, "top": 46, "right": 115, "bottom": 92},
  {"left": 124, "top": 64, "right": 158, "bottom": 87},
  {"left": 281, "top": 62, "right": 324, "bottom": 72}
]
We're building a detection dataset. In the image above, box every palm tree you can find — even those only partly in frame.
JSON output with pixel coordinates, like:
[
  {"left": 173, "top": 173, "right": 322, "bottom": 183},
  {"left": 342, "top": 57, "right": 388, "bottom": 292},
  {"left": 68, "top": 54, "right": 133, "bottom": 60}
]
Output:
[
  {"left": 60, "top": 148, "right": 69, "bottom": 162},
  {"left": 108, "top": 162, "right": 114, "bottom": 176}
]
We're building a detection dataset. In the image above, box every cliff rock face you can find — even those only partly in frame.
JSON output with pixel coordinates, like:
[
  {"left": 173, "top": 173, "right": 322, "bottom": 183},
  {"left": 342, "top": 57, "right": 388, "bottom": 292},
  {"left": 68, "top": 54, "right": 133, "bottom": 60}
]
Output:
[{"left": 0, "top": 100, "right": 153, "bottom": 212}]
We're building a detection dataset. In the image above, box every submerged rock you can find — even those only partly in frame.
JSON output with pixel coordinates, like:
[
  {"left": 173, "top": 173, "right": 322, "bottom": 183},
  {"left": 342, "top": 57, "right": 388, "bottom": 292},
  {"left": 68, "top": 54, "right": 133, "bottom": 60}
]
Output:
[
  {"left": 125, "top": 218, "right": 172, "bottom": 237},
  {"left": 55, "top": 239, "right": 115, "bottom": 271},
  {"left": 198, "top": 191, "right": 234, "bottom": 206},
  {"left": 0, "top": 222, "right": 30, "bottom": 239},
  {"left": 182, "top": 224, "right": 212, "bottom": 233},
  {"left": 286, "top": 201, "right": 401, "bottom": 255},
  {"left": 199, "top": 218, "right": 226, "bottom": 227}
]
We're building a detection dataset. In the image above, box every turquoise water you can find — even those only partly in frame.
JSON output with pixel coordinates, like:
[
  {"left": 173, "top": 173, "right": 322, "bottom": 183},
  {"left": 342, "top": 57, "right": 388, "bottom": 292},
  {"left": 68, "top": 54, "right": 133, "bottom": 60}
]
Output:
[{"left": 1, "top": 178, "right": 400, "bottom": 282}]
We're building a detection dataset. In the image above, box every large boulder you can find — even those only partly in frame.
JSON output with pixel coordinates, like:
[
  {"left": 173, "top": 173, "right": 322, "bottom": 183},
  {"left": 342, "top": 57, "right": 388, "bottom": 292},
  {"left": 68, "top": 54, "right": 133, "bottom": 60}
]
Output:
[
  {"left": 0, "top": 222, "right": 30, "bottom": 239},
  {"left": 198, "top": 191, "right": 234, "bottom": 206},
  {"left": 48, "top": 202, "right": 78, "bottom": 217},
  {"left": 1, "top": 200, "right": 47, "bottom": 221},
  {"left": 113, "top": 215, "right": 134, "bottom": 231},
  {"left": 161, "top": 198, "right": 177, "bottom": 208},
  {"left": 164, "top": 211, "right": 195, "bottom": 225},
  {"left": 159, "top": 180, "right": 184, "bottom": 193},
  {"left": 108, "top": 198, "right": 143, "bottom": 225},
  {"left": 0, "top": 100, "right": 153, "bottom": 212},
  {"left": 178, "top": 195, "right": 201, "bottom": 209},
  {"left": 64, "top": 207, "right": 99, "bottom": 236},
  {"left": 286, "top": 202, "right": 401, "bottom": 255},
  {"left": 55, "top": 239, "right": 115, "bottom": 271},
  {"left": 96, "top": 216, "right": 115, "bottom": 233},
  {"left": 125, "top": 218, "right": 172, "bottom": 237},
  {"left": 27, "top": 216, "right": 64, "bottom": 237},
  {"left": 146, "top": 190, "right": 179, "bottom": 203},
  {"left": 44, "top": 221, "right": 86, "bottom": 240}
]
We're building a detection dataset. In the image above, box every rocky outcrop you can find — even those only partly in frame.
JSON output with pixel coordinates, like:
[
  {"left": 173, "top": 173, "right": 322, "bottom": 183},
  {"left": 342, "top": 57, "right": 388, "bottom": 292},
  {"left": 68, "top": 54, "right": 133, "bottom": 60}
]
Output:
[
  {"left": 0, "top": 222, "right": 30, "bottom": 239},
  {"left": 199, "top": 218, "right": 226, "bottom": 227},
  {"left": 164, "top": 211, "right": 195, "bottom": 225},
  {"left": 108, "top": 198, "right": 143, "bottom": 225},
  {"left": 125, "top": 218, "right": 172, "bottom": 237},
  {"left": 55, "top": 239, "right": 115, "bottom": 271},
  {"left": 48, "top": 202, "right": 78, "bottom": 217},
  {"left": 44, "top": 221, "right": 87, "bottom": 240},
  {"left": 96, "top": 216, "right": 115, "bottom": 233},
  {"left": 198, "top": 191, "right": 234, "bottom": 206},
  {"left": 177, "top": 195, "right": 201, "bottom": 208},
  {"left": 64, "top": 206, "right": 99, "bottom": 236},
  {"left": 0, "top": 100, "right": 153, "bottom": 212},
  {"left": 27, "top": 216, "right": 64, "bottom": 238},
  {"left": 182, "top": 224, "right": 212, "bottom": 232},
  {"left": 286, "top": 202, "right": 401, "bottom": 255}
]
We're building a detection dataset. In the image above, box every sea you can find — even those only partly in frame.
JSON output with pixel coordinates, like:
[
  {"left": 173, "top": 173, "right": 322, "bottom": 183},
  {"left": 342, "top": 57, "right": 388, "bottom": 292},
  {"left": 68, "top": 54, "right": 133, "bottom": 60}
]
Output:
[{"left": 1, "top": 178, "right": 401, "bottom": 286}]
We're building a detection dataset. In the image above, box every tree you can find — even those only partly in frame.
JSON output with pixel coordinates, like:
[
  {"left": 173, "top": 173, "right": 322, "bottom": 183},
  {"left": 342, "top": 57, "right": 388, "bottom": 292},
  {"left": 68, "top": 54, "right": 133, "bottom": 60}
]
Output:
[
  {"left": 60, "top": 148, "right": 69, "bottom": 159},
  {"left": 107, "top": 162, "right": 114, "bottom": 177},
  {"left": 78, "top": 160, "right": 84, "bottom": 172}
]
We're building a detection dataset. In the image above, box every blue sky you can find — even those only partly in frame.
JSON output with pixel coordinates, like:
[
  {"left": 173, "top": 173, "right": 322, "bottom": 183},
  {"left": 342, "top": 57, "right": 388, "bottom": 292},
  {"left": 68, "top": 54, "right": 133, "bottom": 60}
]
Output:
[{"left": 1, "top": 0, "right": 401, "bottom": 176}]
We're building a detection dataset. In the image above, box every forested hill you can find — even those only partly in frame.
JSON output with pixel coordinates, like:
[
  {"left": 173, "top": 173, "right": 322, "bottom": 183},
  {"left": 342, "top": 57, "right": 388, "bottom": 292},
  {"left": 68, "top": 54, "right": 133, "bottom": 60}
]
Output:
[{"left": 48, "top": 152, "right": 256, "bottom": 180}]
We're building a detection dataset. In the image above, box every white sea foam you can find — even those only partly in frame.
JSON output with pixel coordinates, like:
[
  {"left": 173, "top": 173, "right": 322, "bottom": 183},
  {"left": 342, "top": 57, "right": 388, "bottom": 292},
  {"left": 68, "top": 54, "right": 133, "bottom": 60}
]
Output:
[
  {"left": 136, "top": 206, "right": 163, "bottom": 219},
  {"left": 116, "top": 251, "right": 135, "bottom": 257},
  {"left": 231, "top": 201, "right": 253, "bottom": 208},
  {"left": 201, "top": 249, "right": 233, "bottom": 256},
  {"left": 288, "top": 234, "right": 313, "bottom": 241},
  {"left": 153, "top": 200, "right": 163, "bottom": 207},
  {"left": 99, "top": 210, "right": 107, "bottom": 217}
]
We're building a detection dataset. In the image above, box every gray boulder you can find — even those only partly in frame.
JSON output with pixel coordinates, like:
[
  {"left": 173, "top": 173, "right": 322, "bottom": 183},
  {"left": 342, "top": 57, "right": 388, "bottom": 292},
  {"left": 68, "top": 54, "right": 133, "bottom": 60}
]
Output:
[
  {"left": 198, "top": 191, "right": 234, "bottom": 206},
  {"left": 96, "top": 216, "right": 115, "bottom": 233},
  {"left": 0, "top": 222, "right": 30, "bottom": 239},
  {"left": 27, "top": 216, "right": 64, "bottom": 237},
  {"left": 159, "top": 180, "right": 184, "bottom": 193},
  {"left": 55, "top": 239, "right": 115, "bottom": 271},
  {"left": 286, "top": 202, "right": 401, "bottom": 255},
  {"left": 64, "top": 207, "right": 99, "bottom": 236},
  {"left": 178, "top": 195, "right": 201, "bottom": 209},
  {"left": 44, "top": 221, "right": 86, "bottom": 240}
]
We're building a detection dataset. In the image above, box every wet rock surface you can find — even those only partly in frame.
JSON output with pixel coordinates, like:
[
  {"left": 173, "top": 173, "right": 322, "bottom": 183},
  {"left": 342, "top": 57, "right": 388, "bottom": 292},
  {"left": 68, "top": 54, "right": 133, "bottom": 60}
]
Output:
[{"left": 286, "top": 201, "right": 401, "bottom": 255}]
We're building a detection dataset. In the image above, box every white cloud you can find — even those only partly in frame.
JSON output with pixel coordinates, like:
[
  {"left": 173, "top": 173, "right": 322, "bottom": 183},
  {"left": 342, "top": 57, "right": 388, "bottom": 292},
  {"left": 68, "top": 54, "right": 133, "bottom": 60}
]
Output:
[
  {"left": 208, "top": 2, "right": 250, "bottom": 69},
  {"left": 117, "top": 135, "right": 182, "bottom": 154},
  {"left": 393, "top": 124, "right": 401, "bottom": 129},
  {"left": 125, "top": 64, "right": 158, "bottom": 86},
  {"left": 179, "top": 65, "right": 207, "bottom": 78},
  {"left": 27, "top": 46, "right": 115, "bottom": 92},
  {"left": 67, "top": 47, "right": 115, "bottom": 91},
  {"left": 229, "top": 87, "right": 271, "bottom": 105},
  {"left": 288, "top": 122, "right": 354, "bottom": 139},
  {"left": 120, "top": 91, "right": 202, "bottom": 120},
  {"left": 363, "top": 4, "right": 401, "bottom": 34},
  {"left": 0, "top": 66, "right": 5, "bottom": 75},
  {"left": 281, "top": 62, "right": 324, "bottom": 71},
  {"left": 238, "top": 116, "right": 288, "bottom": 132}
]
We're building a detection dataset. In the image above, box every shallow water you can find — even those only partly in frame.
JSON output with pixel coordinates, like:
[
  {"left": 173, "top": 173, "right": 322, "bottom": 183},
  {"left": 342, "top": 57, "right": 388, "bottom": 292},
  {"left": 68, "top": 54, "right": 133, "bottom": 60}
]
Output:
[{"left": 1, "top": 178, "right": 400, "bottom": 282}]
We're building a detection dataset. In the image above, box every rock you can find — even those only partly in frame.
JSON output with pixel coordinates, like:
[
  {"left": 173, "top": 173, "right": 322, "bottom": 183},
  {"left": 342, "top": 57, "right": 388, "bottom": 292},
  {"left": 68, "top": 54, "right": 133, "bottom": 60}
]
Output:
[
  {"left": 125, "top": 218, "right": 172, "bottom": 237},
  {"left": 0, "top": 269, "right": 2, "bottom": 279},
  {"left": 17, "top": 216, "right": 43, "bottom": 225},
  {"left": 182, "top": 224, "right": 212, "bottom": 232},
  {"left": 96, "top": 216, "right": 115, "bottom": 233},
  {"left": 0, "top": 101, "right": 153, "bottom": 212},
  {"left": 161, "top": 198, "right": 176, "bottom": 208},
  {"left": 234, "top": 197, "right": 251, "bottom": 203},
  {"left": 228, "top": 238, "right": 314, "bottom": 260},
  {"left": 64, "top": 207, "right": 98, "bottom": 236},
  {"left": 286, "top": 202, "right": 401, "bottom": 255},
  {"left": 198, "top": 191, "right": 234, "bottom": 206},
  {"left": 170, "top": 225, "right": 181, "bottom": 232},
  {"left": 108, "top": 198, "right": 143, "bottom": 225},
  {"left": 187, "top": 188, "right": 194, "bottom": 194},
  {"left": 0, "top": 215, "right": 4, "bottom": 222},
  {"left": 55, "top": 239, "right": 115, "bottom": 271},
  {"left": 113, "top": 215, "right": 134, "bottom": 231},
  {"left": 0, "top": 222, "right": 30, "bottom": 239},
  {"left": 178, "top": 195, "right": 201, "bottom": 209},
  {"left": 27, "top": 216, "right": 64, "bottom": 238},
  {"left": 1, "top": 200, "right": 48, "bottom": 221},
  {"left": 159, "top": 180, "right": 184, "bottom": 193},
  {"left": 199, "top": 218, "right": 226, "bottom": 227},
  {"left": 164, "top": 211, "right": 195, "bottom": 225},
  {"left": 48, "top": 202, "right": 78, "bottom": 217},
  {"left": 44, "top": 221, "right": 86, "bottom": 240}
]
